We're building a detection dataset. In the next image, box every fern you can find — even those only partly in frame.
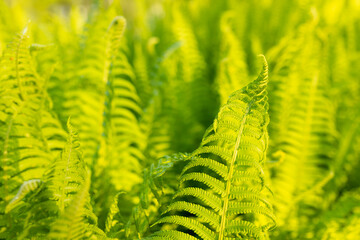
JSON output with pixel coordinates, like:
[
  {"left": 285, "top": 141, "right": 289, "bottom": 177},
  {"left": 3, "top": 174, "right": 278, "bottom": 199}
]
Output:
[
  {"left": 96, "top": 16, "right": 145, "bottom": 189},
  {"left": 149, "top": 57, "right": 275, "bottom": 240},
  {"left": 61, "top": 7, "right": 125, "bottom": 166},
  {"left": 47, "top": 170, "right": 105, "bottom": 240},
  {"left": 268, "top": 19, "right": 338, "bottom": 236},
  {"left": 93, "top": 14, "right": 147, "bottom": 229},
  {"left": 0, "top": 26, "right": 66, "bottom": 238},
  {"left": 98, "top": 46, "right": 144, "bottom": 191},
  {"left": 45, "top": 120, "right": 87, "bottom": 213},
  {"left": 5, "top": 179, "right": 42, "bottom": 214},
  {"left": 159, "top": 5, "right": 216, "bottom": 152},
  {"left": 5, "top": 120, "right": 101, "bottom": 239}
]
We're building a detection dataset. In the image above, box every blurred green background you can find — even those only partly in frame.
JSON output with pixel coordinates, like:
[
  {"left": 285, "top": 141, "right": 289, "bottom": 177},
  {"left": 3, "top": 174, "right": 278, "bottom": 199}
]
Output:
[{"left": 1, "top": 0, "right": 360, "bottom": 239}]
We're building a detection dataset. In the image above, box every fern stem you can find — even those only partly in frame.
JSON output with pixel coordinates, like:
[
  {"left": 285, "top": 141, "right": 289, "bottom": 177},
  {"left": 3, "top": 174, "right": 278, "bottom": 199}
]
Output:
[
  {"left": 218, "top": 104, "right": 251, "bottom": 240},
  {"left": 15, "top": 27, "right": 29, "bottom": 101},
  {"left": 59, "top": 121, "right": 75, "bottom": 213}
]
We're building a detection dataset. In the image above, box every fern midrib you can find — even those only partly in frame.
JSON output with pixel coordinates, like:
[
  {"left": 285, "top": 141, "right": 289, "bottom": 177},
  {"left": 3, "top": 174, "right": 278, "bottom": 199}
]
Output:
[
  {"left": 295, "top": 73, "right": 319, "bottom": 198},
  {"left": 59, "top": 134, "right": 74, "bottom": 213},
  {"left": 218, "top": 103, "right": 251, "bottom": 240},
  {"left": 103, "top": 20, "right": 122, "bottom": 85},
  {"left": 16, "top": 33, "right": 27, "bottom": 101},
  {"left": 102, "top": 38, "right": 112, "bottom": 84},
  {"left": 37, "top": 114, "right": 52, "bottom": 155}
]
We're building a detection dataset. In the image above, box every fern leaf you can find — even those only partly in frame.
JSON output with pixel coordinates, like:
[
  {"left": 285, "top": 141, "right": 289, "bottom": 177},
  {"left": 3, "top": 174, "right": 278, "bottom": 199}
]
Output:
[
  {"left": 98, "top": 41, "right": 144, "bottom": 191},
  {"left": 0, "top": 26, "right": 66, "bottom": 237},
  {"left": 63, "top": 13, "right": 126, "bottom": 166},
  {"left": 149, "top": 56, "right": 275, "bottom": 240},
  {"left": 268, "top": 22, "right": 338, "bottom": 232},
  {"left": 105, "top": 192, "right": 123, "bottom": 234},
  {"left": 10, "top": 120, "right": 99, "bottom": 239},
  {"left": 45, "top": 119, "right": 86, "bottom": 213},
  {"left": 48, "top": 171, "right": 104, "bottom": 240}
]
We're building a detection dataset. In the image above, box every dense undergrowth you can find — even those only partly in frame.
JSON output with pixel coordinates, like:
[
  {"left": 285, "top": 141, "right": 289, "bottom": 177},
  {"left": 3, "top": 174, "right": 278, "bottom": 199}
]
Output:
[{"left": 0, "top": 0, "right": 360, "bottom": 239}]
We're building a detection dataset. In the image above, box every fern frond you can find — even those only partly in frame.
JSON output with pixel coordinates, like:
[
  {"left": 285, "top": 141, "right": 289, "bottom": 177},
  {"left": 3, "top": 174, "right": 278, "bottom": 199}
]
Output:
[
  {"left": 86, "top": 14, "right": 148, "bottom": 228},
  {"left": 158, "top": 6, "right": 215, "bottom": 151},
  {"left": 105, "top": 192, "right": 123, "bottom": 234},
  {"left": 7, "top": 120, "right": 98, "bottom": 239},
  {"left": 98, "top": 43, "right": 144, "bottom": 192},
  {"left": 133, "top": 41, "right": 152, "bottom": 106},
  {"left": 48, "top": 170, "right": 104, "bottom": 240},
  {"left": 0, "top": 26, "right": 66, "bottom": 238},
  {"left": 140, "top": 96, "right": 173, "bottom": 162},
  {"left": 44, "top": 119, "right": 86, "bottom": 212},
  {"left": 149, "top": 56, "right": 275, "bottom": 240},
  {"left": 62, "top": 13, "right": 126, "bottom": 166},
  {"left": 269, "top": 22, "right": 338, "bottom": 233}
]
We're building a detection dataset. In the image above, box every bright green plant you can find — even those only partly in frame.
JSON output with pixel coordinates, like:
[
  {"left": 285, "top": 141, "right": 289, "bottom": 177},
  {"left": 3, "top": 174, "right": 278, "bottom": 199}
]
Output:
[{"left": 0, "top": 0, "right": 359, "bottom": 239}]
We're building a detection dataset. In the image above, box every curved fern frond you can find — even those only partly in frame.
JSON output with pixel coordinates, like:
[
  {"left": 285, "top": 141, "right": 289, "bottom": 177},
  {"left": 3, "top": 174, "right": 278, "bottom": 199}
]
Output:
[
  {"left": 150, "top": 56, "right": 275, "bottom": 240},
  {"left": 5, "top": 179, "right": 42, "bottom": 214}
]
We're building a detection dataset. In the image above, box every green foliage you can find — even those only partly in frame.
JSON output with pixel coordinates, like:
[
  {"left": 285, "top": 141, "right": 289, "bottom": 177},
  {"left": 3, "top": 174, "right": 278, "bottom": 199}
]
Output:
[
  {"left": 150, "top": 57, "right": 275, "bottom": 240},
  {"left": 0, "top": 0, "right": 359, "bottom": 239}
]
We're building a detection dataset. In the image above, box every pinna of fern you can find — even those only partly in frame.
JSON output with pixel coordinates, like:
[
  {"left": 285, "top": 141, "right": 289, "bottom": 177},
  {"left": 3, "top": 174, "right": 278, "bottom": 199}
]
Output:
[{"left": 147, "top": 56, "right": 275, "bottom": 240}]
